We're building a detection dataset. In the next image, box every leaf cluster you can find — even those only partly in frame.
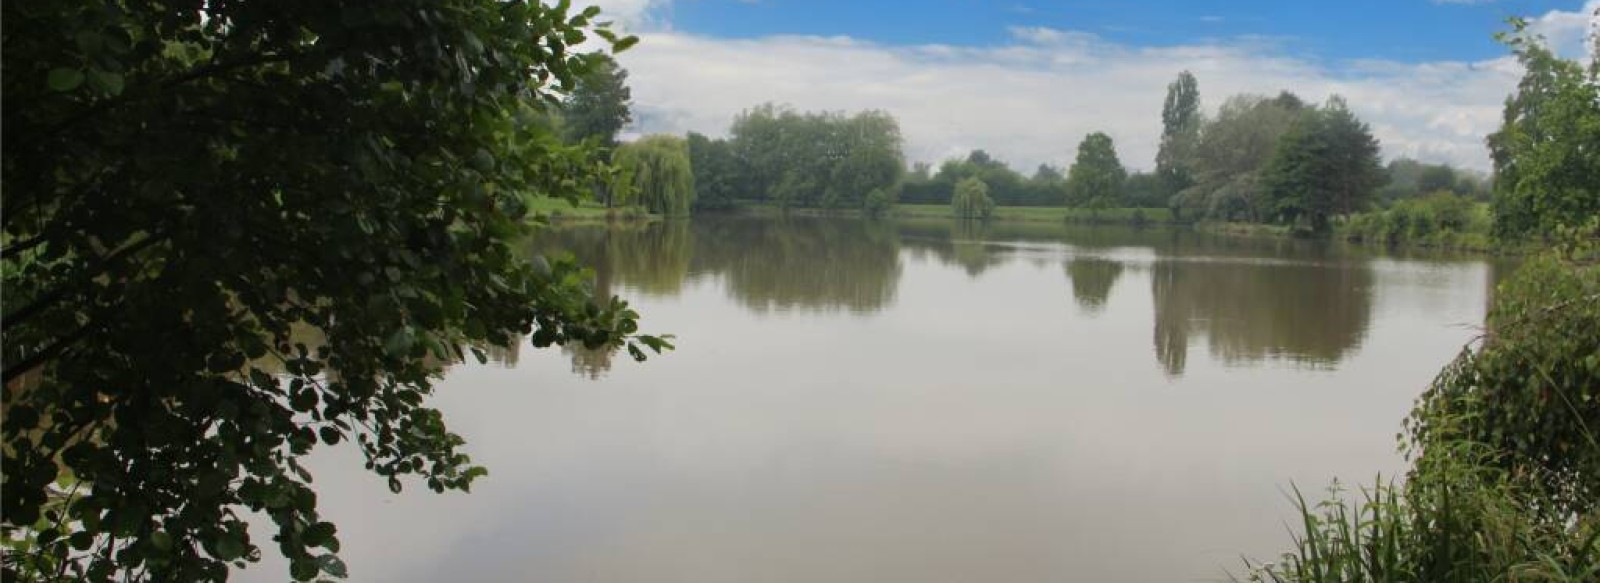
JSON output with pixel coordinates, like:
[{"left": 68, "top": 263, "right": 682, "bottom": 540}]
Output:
[{"left": 1, "top": 1, "right": 660, "bottom": 581}]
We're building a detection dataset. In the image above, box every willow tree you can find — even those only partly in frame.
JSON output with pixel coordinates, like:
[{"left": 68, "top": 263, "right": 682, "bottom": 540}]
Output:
[
  {"left": 951, "top": 177, "right": 995, "bottom": 219},
  {"left": 614, "top": 134, "right": 696, "bottom": 216},
  {"left": 1, "top": 1, "right": 665, "bottom": 581}
]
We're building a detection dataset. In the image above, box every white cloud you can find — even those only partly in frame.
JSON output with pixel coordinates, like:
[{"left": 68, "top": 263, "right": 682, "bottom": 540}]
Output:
[
  {"left": 601, "top": 2, "right": 1598, "bottom": 173},
  {"left": 581, "top": 0, "right": 673, "bottom": 31},
  {"left": 1525, "top": 1, "right": 1600, "bottom": 59}
]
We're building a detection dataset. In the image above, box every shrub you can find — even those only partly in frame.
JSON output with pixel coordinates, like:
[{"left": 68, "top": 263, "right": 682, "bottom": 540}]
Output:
[{"left": 863, "top": 188, "right": 895, "bottom": 219}]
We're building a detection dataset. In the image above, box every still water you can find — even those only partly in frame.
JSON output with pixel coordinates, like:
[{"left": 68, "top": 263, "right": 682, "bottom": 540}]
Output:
[{"left": 244, "top": 216, "right": 1499, "bottom": 582}]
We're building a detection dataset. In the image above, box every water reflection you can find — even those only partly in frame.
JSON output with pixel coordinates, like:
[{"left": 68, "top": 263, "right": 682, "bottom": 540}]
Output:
[
  {"left": 1151, "top": 258, "right": 1373, "bottom": 375},
  {"left": 690, "top": 218, "right": 901, "bottom": 314},
  {"left": 561, "top": 344, "right": 615, "bottom": 379},
  {"left": 243, "top": 217, "right": 1497, "bottom": 583},
  {"left": 1064, "top": 258, "right": 1125, "bottom": 314},
  {"left": 534, "top": 218, "right": 1394, "bottom": 378},
  {"left": 898, "top": 221, "right": 1009, "bottom": 277}
]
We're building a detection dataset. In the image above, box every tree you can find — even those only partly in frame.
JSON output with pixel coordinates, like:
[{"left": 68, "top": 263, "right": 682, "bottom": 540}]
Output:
[
  {"left": 1417, "top": 165, "right": 1457, "bottom": 194},
  {"left": 1261, "top": 96, "right": 1385, "bottom": 232},
  {"left": 1065, "top": 132, "right": 1127, "bottom": 210},
  {"left": 727, "top": 105, "right": 904, "bottom": 209},
  {"left": 1123, "top": 172, "right": 1167, "bottom": 209},
  {"left": 1486, "top": 21, "right": 1600, "bottom": 240},
  {"left": 863, "top": 188, "right": 895, "bottom": 219},
  {"left": 614, "top": 135, "right": 696, "bottom": 216},
  {"left": 1156, "top": 71, "right": 1202, "bottom": 205},
  {"left": 951, "top": 177, "right": 995, "bottom": 219},
  {"left": 561, "top": 54, "right": 633, "bottom": 149},
  {"left": 1176, "top": 93, "right": 1304, "bottom": 221},
  {"left": 686, "top": 132, "right": 743, "bottom": 211},
  {"left": 1, "top": 2, "right": 665, "bottom": 581}
]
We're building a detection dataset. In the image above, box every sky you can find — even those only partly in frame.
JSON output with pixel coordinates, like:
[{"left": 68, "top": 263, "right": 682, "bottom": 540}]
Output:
[{"left": 587, "top": 0, "right": 1599, "bottom": 172}]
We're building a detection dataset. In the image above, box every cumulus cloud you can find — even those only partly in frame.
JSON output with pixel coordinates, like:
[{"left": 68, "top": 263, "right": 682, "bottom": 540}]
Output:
[
  {"left": 1525, "top": 0, "right": 1600, "bottom": 59},
  {"left": 598, "top": 1, "right": 1596, "bottom": 172}
]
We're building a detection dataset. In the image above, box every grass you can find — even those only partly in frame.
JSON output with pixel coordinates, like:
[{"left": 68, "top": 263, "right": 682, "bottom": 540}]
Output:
[
  {"left": 522, "top": 196, "right": 655, "bottom": 223},
  {"left": 896, "top": 204, "right": 1175, "bottom": 224},
  {"left": 1237, "top": 451, "right": 1600, "bottom": 583}
]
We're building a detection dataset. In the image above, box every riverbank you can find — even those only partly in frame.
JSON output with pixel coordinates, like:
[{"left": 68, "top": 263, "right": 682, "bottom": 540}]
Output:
[
  {"left": 734, "top": 202, "right": 1178, "bottom": 225},
  {"left": 526, "top": 197, "right": 658, "bottom": 223}
]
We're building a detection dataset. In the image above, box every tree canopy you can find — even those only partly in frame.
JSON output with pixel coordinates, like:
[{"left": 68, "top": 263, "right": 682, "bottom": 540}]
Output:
[
  {"left": 1486, "top": 20, "right": 1600, "bottom": 240},
  {"left": 951, "top": 177, "right": 996, "bottom": 219},
  {"left": 1, "top": 1, "right": 663, "bottom": 581},
  {"left": 1175, "top": 93, "right": 1306, "bottom": 221},
  {"left": 614, "top": 134, "right": 696, "bottom": 216},
  {"left": 728, "top": 104, "right": 904, "bottom": 210},
  {"left": 1261, "top": 96, "right": 1386, "bottom": 232},
  {"left": 1065, "top": 132, "right": 1127, "bottom": 210},
  {"left": 686, "top": 132, "right": 743, "bottom": 211},
  {"left": 1156, "top": 71, "right": 1202, "bottom": 203},
  {"left": 560, "top": 53, "right": 633, "bottom": 149}
]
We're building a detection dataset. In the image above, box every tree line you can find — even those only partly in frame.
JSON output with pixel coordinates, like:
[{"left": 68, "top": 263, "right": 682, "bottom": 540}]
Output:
[{"left": 563, "top": 59, "right": 1509, "bottom": 235}]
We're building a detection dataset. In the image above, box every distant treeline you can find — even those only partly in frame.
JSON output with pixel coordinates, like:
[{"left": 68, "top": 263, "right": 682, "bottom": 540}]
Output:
[{"left": 557, "top": 54, "right": 1585, "bottom": 245}]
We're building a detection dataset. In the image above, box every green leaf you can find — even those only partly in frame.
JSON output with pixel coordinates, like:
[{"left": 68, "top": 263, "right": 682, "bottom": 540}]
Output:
[
  {"left": 318, "top": 554, "right": 349, "bottom": 578},
  {"left": 86, "top": 68, "right": 125, "bottom": 96},
  {"left": 69, "top": 531, "right": 96, "bottom": 551},
  {"left": 47, "top": 68, "right": 85, "bottom": 92},
  {"left": 303, "top": 522, "right": 336, "bottom": 547},
  {"left": 214, "top": 534, "right": 245, "bottom": 561},
  {"left": 290, "top": 558, "right": 319, "bottom": 581}
]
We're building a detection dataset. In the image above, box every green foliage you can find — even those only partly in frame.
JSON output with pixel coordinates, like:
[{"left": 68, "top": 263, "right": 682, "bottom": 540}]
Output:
[
  {"left": 1344, "top": 193, "right": 1490, "bottom": 249},
  {"left": 686, "top": 132, "right": 744, "bottom": 211},
  {"left": 951, "top": 177, "right": 995, "bottom": 219},
  {"left": 1379, "top": 158, "right": 1489, "bottom": 203},
  {"left": 1176, "top": 93, "right": 1305, "bottom": 222},
  {"left": 560, "top": 54, "right": 632, "bottom": 149},
  {"left": 729, "top": 104, "right": 904, "bottom": 209},
  {"left": 863, "top": 188, "right": 896, "bottom": 219},
  {"left": 1261, "top": 96, "right": 1386, "bottom": 233},
  {"left": 891, "top": 204, "right": 1173, "bottom": 225},
  {"left": 614, "top": 134, "right": 696, "bottom": 216},
  {"left": 899, "top": 151, "right": 1063, "bottom": 207},
  {"left": 1065, "top": 132, "right": 1126, "bottom": 210},
  {"left": 1408, "top": 228, "right": 1600, "bottom": 516},
  {"left": 1122, "top": 172, "right": 1169, "bottom": 209},
  {"left": 1246, "top": 227, "right": 1600, "bottom": 582},
  {"left": 1157, "top": 71, "right": 1202, "bottom": 204},
  {"left": 1486, "top": 22, "right": 1600, "bottom": 241},
  {"left": 1239, "top": 464, "right": 1600, "bottom": 583},
  {"left": 1, "top": 1, "right": 664, "bottom": 581}
]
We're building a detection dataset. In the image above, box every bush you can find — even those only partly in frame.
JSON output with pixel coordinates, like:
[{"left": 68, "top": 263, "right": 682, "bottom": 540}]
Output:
[
  {"left": 1244, "top": 229, "right": 1600, "bottom": 582},
  {"left": 1240, "top": 458, "right": 1600, "bottom": 583},
  {"left": 863, "top": 188, "right": 895, "bottom": 219},
  {"left": 1408, "top": 231, "right": 1600, "bottom": 514},
  {"left": 1344, "top": 192, "right": 1486, "bottom": 248}
]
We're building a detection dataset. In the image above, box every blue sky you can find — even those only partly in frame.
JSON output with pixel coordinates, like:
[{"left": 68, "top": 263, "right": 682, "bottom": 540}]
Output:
[
  {"left": 595, "top": 0, "right": 1595, "bottom": 171},
  {"left": 665, "top": 0, "right": 1577, "bottom": 63}
]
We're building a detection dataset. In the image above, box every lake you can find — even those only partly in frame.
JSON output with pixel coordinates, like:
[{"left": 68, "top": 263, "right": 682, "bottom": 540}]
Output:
[{"left": 241, "top": 216, "right": 1500, "bottom": 582}]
